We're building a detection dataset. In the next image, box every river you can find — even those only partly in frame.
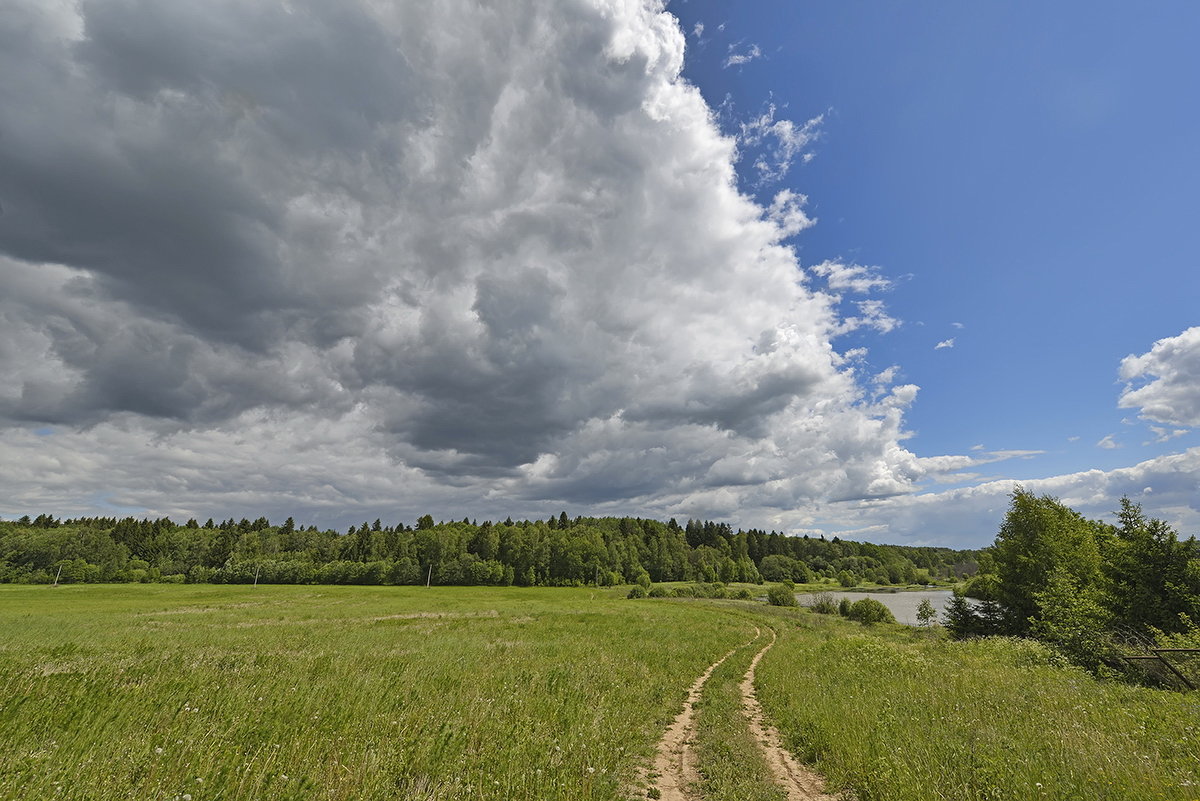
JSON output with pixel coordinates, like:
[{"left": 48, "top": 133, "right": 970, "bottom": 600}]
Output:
[{"left": 795, "top": 588, "right": 954, "bottom": 626}]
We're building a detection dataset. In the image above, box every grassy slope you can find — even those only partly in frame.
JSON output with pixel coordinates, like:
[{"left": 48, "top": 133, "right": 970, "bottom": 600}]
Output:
[
  {"left": 756, "top": 612, "right": 1200, "bottom": 801},
  {"left": 0, "top": 584, "right": 749, "bottom": 801}
]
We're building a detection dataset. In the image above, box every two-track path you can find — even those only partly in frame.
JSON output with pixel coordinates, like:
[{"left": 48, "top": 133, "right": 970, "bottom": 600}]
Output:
[{"left": 648, "top": 624, "right": 838, "bottom": 801}]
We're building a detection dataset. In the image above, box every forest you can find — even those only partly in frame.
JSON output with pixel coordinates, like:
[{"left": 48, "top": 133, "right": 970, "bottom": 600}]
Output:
[{"left": 0, "top": 512, "right": 976, "bottom": 589}]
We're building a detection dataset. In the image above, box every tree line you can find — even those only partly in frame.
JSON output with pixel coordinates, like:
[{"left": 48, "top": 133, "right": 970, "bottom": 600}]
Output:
[
  {"left": 0, "top": 512, "right": 976, "bottom": 589},
  {"left": 946, "top": 488, "right": 1200, "bottom": 676}
]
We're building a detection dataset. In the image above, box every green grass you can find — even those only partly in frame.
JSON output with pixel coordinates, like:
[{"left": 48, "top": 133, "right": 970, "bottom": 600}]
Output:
[
  {"left": 5, "top": 585, "right": 1199, "bottom": 801},
  {"left": 0, "top": 584, "right": 748, "bottom": 801},
  {"left": 756, "top": 614, "right": 1200, "bottom": 801}
]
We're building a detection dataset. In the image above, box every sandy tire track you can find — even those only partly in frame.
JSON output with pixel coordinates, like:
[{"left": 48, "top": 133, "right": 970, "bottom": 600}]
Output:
[
  {"left": 740, "top": 627, "right": 840, "bottom": 801},
  {"left": 647, "top": 627, "right": 762, "bottom": 801}
]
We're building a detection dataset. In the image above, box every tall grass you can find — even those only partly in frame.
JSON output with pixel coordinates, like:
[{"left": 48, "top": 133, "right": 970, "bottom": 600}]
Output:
[
  {"left": 756, "top": 614, "right": 1200, "bottom": 801},
  {"left": 0, "top": 584, "right": 747, "bottom": 801}
]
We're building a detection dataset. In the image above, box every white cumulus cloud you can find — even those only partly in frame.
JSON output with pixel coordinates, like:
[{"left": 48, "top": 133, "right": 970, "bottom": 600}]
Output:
[{"left": 1119, "top": 326, "right": 1200, "bottom": 428}]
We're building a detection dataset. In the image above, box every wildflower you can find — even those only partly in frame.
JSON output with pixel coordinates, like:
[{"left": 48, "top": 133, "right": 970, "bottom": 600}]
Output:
[{"left": 155, "top": 748, "right": 164, "bottom": 755}]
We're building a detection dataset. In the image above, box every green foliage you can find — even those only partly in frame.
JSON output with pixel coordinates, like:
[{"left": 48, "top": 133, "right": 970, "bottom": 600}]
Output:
[
  {"left": 961, "top": 572, "right": 1000, "bottom": 601},
  {"left": 766, "top": 584, "right": 798, "bottom": 607},
  {"left": 838, "top": 597, "right": 853, "bottom": 617},
  {"left": 991, "top": 487, "right": 1108, "bottom": 635},
  {"left": 809, "top": 591, "right": 838, "bottom": 615},
  {"left": 846, "top": 598, "right": 896, "bottom": 625},
  {"left": 1028, "top": 567, "right": 1114, "bottom": 670},
  {"left": 626, "top": 584, "right": 648, "bottom": 599},
  {"left": 941, "top": 589, "right": 979, "bottom": 637},
  {"left": 950, "top": 491, "right": 1200, "bottom": 682},
  {"left": 916, "top": 598, "right": 937, "bottom": 627},
  {"left": 0, "top": 514, "right": 981, "bottom": 594},
  {"left": 1105, "top": 497, "right": 1200, "bottom": 633}
]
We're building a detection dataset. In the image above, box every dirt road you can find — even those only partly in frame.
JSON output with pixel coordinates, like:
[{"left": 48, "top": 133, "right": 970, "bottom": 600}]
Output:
[{"left": 647, "top": 623, "right": 838, "bottom": 801}]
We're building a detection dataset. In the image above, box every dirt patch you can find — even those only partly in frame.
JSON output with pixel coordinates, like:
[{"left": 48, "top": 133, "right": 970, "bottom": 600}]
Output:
[{"left": 740, "top": 627, "right": 840, "bottom": 801}]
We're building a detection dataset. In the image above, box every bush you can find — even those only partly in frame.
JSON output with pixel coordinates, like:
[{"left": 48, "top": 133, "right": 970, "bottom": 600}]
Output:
[
  {"left": 847, "top": 598, "right": 897, "bottom": 625},
  {"left": 626, "top": 585, "right": 647, "bottom": 599},
  {"left": 838, "top": 597, "right": 853, "bottom": 617},
  {"left": 647, "top": 585, "right": 670, "bottom": 598},
  {"left": 809, "top": 591, "right": 839, "bottom": 615},
  {"left": 767, "top": 584, "right": 798, "bottom": 607},
  {"left": 733, "top": 588, "right": 753, "bottom": 600}
]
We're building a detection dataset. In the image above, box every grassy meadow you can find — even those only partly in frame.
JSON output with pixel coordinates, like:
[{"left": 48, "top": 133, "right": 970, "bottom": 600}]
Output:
[
  {"left": 2, "top": 584, "right": 1199, "bottom": 801},
  {"left": 757, "top": 611, "right": 1200, "bottom": 801},
  {"left": 0, "top": 584, "right": 750, "bottom": 801}
]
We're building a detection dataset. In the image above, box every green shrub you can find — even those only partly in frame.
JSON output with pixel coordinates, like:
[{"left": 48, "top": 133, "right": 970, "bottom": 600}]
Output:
[
  {"left": 766, "top": 584, "right": 798, "bottom": 607},
  {"left": 847, "top": 598, "right": 896, "bottom": 625},
  {"left": 626, "top": 585, "right": 647, "bottom": 599},
  {"left": 647, "top": 585, "right": 670, "bottom": 598},
  {"left": 733, "top": 588, "right": 753, "bottom": 600},
  {"left": 809, "top": 591, "right": 839, "bottom": 615},
  {"left": 838, "top": 597, "right": 853, "bottom": 617}
]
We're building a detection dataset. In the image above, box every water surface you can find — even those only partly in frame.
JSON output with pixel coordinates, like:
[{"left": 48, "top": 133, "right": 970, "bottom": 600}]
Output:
[{"left": 796, "top": 589, "right": 953, "bottom": 626}]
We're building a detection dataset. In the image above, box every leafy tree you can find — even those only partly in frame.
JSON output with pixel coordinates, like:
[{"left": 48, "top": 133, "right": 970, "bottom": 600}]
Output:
[
  {"left": 991, "top": 488, "right": 1107, "bottom": 635},
  {"left": 1029, "top": 566, "right": 1113, "bottom": 670}
]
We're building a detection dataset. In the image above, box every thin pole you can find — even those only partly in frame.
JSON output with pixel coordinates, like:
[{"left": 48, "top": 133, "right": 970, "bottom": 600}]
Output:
[
  {"left": 253, "top": 564, "right": 260, "bottom": 588},
  {"left": 426, "top": 563, "right": 432, "bottom": 588},
  {"left": 53, "top": 565, "right": 62, "bottom": 587}
]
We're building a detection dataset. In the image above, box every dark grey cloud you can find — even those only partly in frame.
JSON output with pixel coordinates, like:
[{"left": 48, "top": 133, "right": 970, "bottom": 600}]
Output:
[{"left": 0, "top": 0, "right": 946, "bottom": 529}]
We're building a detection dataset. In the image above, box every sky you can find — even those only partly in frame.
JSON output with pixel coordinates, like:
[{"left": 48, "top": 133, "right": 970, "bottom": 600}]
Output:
[{"left": 0, "top": 0, "right": 1197, "bottom": 548}]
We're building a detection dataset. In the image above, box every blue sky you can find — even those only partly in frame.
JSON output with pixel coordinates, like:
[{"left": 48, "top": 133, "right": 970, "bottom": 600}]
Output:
[
  {"left": 1, "top": 1, "right": 1197, "bottom": 546},
  {"left": 671, "top": 0, "right": 1200, "bottom": 484}
]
